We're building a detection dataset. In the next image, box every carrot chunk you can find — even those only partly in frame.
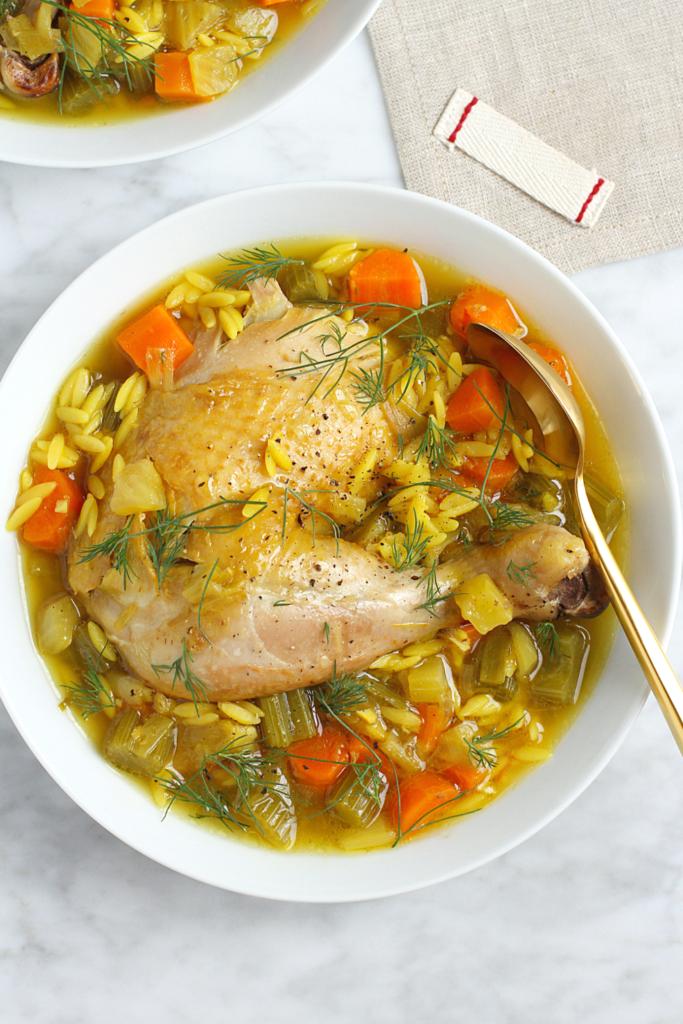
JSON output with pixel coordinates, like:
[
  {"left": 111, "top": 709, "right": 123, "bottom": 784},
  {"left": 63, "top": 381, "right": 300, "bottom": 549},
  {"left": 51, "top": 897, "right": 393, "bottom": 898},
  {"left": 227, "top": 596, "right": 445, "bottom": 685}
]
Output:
[
  {"left": 461, "top": 450, "right": 519, "bottom": 494},
  {"left": 389, "top": 771, "right": 460, "bottom": 834},
  {"left": 416, "top": 705, "right": 448, "bottom": 755},
  {"left": 441, "top": 763, "right": 487, "bottom": 791},
  {"left": 288, "top": 727, "right": 349, "bottom": 788},
  {"left": 450, "top": 284, "right": 521, "bottom": 339},
  {"left": 445, "top": 366, "right": 504, "bottom": 434},
  {"left": 70, "top": 0, "right": 116, "bottom": 20},
  {"left": 347, "top": 248, "right": 427, "bottom": 310},
  {"left": 348, "top": 734, "right": 396, "bottom": 783},
  {"left": 22, "top": 466, "right": 84, "bottom": 554},
  {"left": 527, "top": 341, "right": 572, "bottom": 388},
  {"left": 116, "top": 305, "right": 194, "bottom": 372},
  {"left": 154, "top": 52, "right": 201, "bottom": 102}
]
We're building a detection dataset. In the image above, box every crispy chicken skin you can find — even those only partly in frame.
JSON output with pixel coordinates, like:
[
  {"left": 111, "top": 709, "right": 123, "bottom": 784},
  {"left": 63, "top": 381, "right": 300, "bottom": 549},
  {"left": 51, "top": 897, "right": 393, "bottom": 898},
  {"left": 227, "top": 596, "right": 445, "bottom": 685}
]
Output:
[{"left": 68, "top": 281, "right": 605, "bottom": 701}]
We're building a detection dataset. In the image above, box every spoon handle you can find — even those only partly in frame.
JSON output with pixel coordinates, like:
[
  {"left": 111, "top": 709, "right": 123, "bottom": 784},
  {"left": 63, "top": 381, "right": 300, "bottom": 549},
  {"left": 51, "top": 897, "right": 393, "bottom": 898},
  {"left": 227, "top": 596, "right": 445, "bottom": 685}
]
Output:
[{"left": 576, "top": 477, "right": 683, "bottom": 753}]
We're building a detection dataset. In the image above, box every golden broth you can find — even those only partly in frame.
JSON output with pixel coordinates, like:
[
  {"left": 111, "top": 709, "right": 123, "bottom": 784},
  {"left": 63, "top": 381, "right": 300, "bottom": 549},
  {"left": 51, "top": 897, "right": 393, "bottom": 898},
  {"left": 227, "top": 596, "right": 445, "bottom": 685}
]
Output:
[{"left": 18, "top": 237, "right": 625, "bottom": 854}]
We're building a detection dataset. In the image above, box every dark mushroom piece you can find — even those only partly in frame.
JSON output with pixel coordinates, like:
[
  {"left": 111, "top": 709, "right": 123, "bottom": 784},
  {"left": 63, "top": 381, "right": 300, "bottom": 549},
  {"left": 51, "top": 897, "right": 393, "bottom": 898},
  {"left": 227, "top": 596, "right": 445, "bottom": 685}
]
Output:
[{"left": 0, "top": 46, "right": 60, "bottom": 97}]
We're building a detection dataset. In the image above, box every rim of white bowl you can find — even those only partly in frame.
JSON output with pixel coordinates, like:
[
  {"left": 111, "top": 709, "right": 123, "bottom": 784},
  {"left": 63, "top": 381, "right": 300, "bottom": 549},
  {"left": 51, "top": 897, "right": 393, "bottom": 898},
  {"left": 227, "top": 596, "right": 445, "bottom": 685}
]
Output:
[
  {"left": 0, "top": 0, "right": 382, "bottom": 168},
  {"left": 0, "top": 183, "right": 680, "bottom": 902}
]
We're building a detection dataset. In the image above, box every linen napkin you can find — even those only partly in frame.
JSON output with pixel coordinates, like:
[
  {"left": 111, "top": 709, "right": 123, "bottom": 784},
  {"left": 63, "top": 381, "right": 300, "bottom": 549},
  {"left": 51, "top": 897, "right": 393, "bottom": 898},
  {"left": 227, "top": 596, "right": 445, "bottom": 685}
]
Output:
[{"left": 368, "top": 0, "right": 683, "bottom": 275}]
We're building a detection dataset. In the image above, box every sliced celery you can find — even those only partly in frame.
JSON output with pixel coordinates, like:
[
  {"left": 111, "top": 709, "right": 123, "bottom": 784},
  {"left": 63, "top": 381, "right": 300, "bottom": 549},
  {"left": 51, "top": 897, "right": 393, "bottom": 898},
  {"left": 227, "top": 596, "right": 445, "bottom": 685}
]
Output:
[
  {"left": 378, "top": 730, "right": 424, "bottom": 775},
  {"left": 278, "top": 265, "right": 327, "bottom": 303},
  {"left": 461, "top": 627, "right": 517, "bottom": 702},
  {"left": 530, "top": 622, "right": 590, "bottom": 707},
  {"left": 246, "top": 765, "right": 297, "bottom": 849},
  {"left": 286, "top": 689, "right": 317, "bottom": 742},
  {"left": 258, "top": 693, "right": 293, "bottom": 748},
  {"left": 327, "top": 772, "right": 386, "bottom": 829},
  {"left": 104, "top": 710, "right": 175, "bottom": 776},
  {"left": 585, "top": 473, "right": 625, "bottom": 541},
  {"left": 365, "top": 678, "right": 412, "bottom": 712}
]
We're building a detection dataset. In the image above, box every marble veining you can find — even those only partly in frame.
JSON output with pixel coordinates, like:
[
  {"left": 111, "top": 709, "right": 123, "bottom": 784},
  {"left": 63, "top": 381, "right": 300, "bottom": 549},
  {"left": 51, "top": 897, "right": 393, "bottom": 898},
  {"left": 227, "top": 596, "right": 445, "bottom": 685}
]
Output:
[{"left": 1, "top": 30, "right": 683, "bottom": 1024}]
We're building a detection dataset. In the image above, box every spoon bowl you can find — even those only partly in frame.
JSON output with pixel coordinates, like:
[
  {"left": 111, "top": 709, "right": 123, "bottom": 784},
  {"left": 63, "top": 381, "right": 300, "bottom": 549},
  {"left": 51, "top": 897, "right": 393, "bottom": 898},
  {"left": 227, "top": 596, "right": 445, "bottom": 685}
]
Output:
[{"left": 467, "top": 321, "right": 683, "bottom": 754}]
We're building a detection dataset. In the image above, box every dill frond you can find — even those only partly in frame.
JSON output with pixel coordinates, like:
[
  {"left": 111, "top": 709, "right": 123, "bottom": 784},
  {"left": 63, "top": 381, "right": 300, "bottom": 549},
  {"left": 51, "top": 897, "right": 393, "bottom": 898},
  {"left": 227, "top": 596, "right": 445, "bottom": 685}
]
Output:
[
  {"left": 152, "top": 638, "right": 209, "bottom": 712},
  {"left": 79, "top": 496, "right": 266, "bottom": 590},
  {"left": 44, "top": 1, "right": 159, "bottom": 112},
  {"left": 413, "top": 415, "right": 460, "bottom": 469},
  {"left": 465, "top": 717, "right": 525, "bottom": 770},
  {"left": 63, "top": 660, "right": 114, "bottom": 719},
  {"left": 535, "top": 622, "right": 562, "bottom": 662},
  {"left": 316, "top": 664, "right": 368, "bottom": 717},
  {"left": 415, "top": 560, "right": 452, "bottom": 616},
  {"left": 505, "top": 559, "right": 538, "bottom": 587},
  {"left": 389, "top": 513, "right": 429, "bottom": 572},
  {"left": 217, "top": 244, "right": 303, "bottom": 288}
]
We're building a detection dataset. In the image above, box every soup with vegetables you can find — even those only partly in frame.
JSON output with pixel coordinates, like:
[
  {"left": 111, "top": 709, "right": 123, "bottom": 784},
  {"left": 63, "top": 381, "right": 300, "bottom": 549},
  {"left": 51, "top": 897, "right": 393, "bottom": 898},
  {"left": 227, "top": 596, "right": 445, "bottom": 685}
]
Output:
[
  {"left": 9, "top": 239, "right": 625, "bottom": 852},
  {"left": 0, "top": 0, "right": 323, "bottom": 122}
]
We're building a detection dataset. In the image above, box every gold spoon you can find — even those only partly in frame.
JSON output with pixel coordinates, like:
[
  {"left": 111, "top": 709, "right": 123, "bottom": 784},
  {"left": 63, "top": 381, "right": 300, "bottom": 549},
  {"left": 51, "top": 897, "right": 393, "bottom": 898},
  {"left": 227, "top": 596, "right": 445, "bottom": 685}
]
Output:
[{"left": 466, "top": 321, "right": 683, "bottom": 752}]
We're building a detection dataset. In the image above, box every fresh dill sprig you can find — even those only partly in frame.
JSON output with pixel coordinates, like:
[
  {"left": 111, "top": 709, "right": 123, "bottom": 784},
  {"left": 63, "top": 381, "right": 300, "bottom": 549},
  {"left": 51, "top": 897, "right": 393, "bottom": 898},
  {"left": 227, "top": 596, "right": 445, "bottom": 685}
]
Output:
[
  {"left": 413, "top": 415, "right": 460, "bottom": 469},
  {"left": 80, "top": 514, "right": 138, "bottom": 586},
  {"left": 456, "top": 527, "right": 474, "bottom": 555},
  {"left": 152, "top": 638, "right": 209, "bottom": 712},
  {"left": 158, "top": 741, "right": 285, "bottom": 834},
  {"left": 79, "top": 496, "right": 266, "bottom": 590},
  {"left": 314, "top": 756, "right": 386, "bottom": 819},
  {"left": 159, "top": 764, "right": 242, "bottom": 831},
  {"left": 316, "top": 664, "right": 368, "bottom": 717},
  {"left": 323, "top": 621, "right": 330, "bottom": 644},
  {"left": 63, "top": 660, "right": 114, "bottom": 719},
  {"left": 217, "top": 244, "right": 304, "bottom": 288},
  {"left": 505, "top": 559, "right": 538, "bottom": 587},
  {"left": 389, "top": 512, "right": 429, "bottom": 572},
  {"left": 44, "top": 1, "right": 159, "bottom": 112},
  {"left": 351, "top": 364, "right": 387, "bottom": 412},
  {"left": 415, "top": 560, "right": 452, "bottom": 616},
  {"left": 535, "top": 621, "right": 562, "bottom": 662},
  {"left": 145, "top": 505, "right": 194, "bottom": 590},
  {"left": 465, "top": 717, "right": 525, "bottom": 770},
  {"left": 385, "top": 332, "right": 448, "bottom": 406},
  {"left": 276, "top": 299, "right": 449, "bottom": 407},
  {"left": 488, "top": 502, "right": 539, "bottom": 534},
  {"left": 273, "top": 600, "right": 291, "bottom": 607},
  {"left": 196, "top": 558, "right": 219, "bottom": 643}
]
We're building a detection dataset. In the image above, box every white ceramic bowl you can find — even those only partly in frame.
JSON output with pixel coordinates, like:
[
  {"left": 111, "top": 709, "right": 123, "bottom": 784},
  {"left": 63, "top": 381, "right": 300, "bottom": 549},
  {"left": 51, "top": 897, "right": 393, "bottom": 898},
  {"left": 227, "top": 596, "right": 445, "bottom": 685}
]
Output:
[
  {"left": 0, "top": 0, "right": 381, "bottom": 168},
  {"left": 0, "top": 183, "right": 680, "bottom": 901}
]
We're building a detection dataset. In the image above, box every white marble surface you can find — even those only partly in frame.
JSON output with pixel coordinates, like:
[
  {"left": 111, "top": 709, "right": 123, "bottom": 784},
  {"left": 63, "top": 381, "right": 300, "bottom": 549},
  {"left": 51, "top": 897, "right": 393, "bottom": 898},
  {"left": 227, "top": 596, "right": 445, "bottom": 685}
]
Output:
[{"left": 2, "top": 29, "right": 683, "bottom": 1024}]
